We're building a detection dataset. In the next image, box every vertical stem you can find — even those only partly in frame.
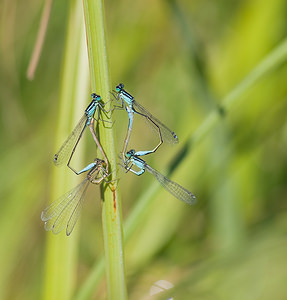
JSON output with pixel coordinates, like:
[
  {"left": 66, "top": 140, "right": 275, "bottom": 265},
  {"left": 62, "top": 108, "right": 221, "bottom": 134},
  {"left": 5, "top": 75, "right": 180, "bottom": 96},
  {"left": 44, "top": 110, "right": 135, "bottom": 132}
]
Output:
[{"left": 83, "top": 1, "right": 127, "bottom": 299}]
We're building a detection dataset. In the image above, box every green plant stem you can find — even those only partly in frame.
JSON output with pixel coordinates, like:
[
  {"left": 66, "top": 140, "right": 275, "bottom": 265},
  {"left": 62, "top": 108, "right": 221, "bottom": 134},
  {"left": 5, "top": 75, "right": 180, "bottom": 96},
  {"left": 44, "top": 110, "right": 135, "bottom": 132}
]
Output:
[
  {"left": 42, "top": 0, "right": 89, "bottom": 300},
  {"left": 74, "top": 37, "right": 287, "bottom": 300},
  {"left": 83, "top": 1, "right": 127, "bottom": 300}
]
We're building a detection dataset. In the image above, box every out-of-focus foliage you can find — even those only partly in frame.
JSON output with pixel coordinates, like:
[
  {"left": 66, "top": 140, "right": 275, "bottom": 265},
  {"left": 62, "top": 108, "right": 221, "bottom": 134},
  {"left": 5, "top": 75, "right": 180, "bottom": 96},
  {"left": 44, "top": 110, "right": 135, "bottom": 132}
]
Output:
[{"left": 0, "top": 0, "right": 287, "bottom": 299}]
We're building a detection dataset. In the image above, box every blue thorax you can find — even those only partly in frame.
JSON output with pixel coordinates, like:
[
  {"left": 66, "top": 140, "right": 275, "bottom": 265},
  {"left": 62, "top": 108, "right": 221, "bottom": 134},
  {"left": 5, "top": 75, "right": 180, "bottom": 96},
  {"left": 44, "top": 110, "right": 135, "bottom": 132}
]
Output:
[
  {"left": 85, "top": 94, "right": 101, "bottom": 123},
  {"left": 116, "top": 83, "right": 134, "bottom": 106}
]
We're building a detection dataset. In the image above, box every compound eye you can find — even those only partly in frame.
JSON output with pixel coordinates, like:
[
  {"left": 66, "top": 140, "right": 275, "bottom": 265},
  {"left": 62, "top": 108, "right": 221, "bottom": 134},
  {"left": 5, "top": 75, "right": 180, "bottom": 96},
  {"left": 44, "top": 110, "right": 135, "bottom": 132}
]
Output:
[
  {"left": 126, "top": 149, "right": 133, "bottom": 157},
  {"left": 116, "top": 83, "right": 124, "bottom": 92},
  {"left": 91, "top": 93, "right": 101, "bottom": 101},
  {"left": 128, "top": 149, "right": 135, "bottom": 155}
]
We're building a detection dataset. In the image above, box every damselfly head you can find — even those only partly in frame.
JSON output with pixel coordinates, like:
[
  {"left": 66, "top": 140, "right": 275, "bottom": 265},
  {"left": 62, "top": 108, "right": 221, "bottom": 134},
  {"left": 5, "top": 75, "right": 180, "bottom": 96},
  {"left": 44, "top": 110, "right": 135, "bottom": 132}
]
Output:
[
  {"left": 91, "top": 93, "right": 101, "bottom": 101},
  {"left": 115, "top": 83, "right": 124, "bottom": 92},
  {"left": 126, "top": 149, "right": 135, "bottom": 158},
  {"left": 94, "top": 158, "right": 105, "bottom": 165}
]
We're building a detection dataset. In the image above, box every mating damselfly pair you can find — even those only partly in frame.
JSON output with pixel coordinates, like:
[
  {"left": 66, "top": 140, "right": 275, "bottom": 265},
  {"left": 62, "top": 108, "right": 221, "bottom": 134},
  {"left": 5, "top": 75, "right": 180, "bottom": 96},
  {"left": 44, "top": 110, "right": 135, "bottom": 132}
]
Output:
[{"left": 41, "top": 84, "right": 196, "bottom": 236}]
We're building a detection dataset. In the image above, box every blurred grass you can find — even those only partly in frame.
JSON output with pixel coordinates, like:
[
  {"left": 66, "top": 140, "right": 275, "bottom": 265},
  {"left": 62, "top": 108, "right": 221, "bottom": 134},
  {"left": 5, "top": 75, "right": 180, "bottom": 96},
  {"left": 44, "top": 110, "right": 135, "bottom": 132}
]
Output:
[
  {"left": 42, "top": 0, "right": 89, "bottom": 300},
  {"left": 0, "top": 0, "right": 287, "bottom": 299}
]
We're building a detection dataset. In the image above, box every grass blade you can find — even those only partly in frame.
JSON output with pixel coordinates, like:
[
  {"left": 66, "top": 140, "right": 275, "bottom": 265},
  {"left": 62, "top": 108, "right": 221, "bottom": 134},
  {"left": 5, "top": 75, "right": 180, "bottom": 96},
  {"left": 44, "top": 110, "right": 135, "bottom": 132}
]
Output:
[{"left": 83, "top": 0, "right": 128, "bottom": 299}]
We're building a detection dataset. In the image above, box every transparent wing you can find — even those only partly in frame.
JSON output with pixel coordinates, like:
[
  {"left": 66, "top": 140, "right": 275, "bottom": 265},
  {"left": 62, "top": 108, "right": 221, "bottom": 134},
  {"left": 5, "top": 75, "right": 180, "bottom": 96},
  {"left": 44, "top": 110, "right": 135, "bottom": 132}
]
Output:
[
  {"left": 41, "top": 179, "right": 89, "bottom": 235},
  {"left": 145, "top": 164, "right": 196, "bottom": 205},
  {"left": 66, "top": 192, "right": 85, "bottom": 236},
  {"left": 54, "top": 114, "right": 87, "bottom": 166},
  {"left": 133, "top": 100, "right": 178, "bottom": 144}
]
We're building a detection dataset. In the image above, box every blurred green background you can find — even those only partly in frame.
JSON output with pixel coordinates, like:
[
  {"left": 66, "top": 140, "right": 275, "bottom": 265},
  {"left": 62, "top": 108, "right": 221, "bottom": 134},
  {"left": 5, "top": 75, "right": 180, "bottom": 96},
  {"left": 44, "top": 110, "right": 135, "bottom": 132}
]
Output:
[{"left": 1, "top": 0, "right": 287, "bottom": 299}]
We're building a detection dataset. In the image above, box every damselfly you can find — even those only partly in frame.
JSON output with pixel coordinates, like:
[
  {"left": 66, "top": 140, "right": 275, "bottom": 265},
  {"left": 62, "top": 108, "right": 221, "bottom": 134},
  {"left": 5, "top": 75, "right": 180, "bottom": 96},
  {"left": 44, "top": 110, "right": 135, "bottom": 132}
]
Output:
[
  {"left": 122, "top": 149, "right": 196, "bottom": 205},
  {"left": 41, "top": 158, "right": 108, "bottom": 236},
  {"left": 114, "top": 84, "right": 178, "bottom": 159},
  {"left": 54, "top": 93, "right": 110, "bottom": 174}
]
